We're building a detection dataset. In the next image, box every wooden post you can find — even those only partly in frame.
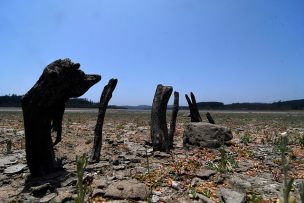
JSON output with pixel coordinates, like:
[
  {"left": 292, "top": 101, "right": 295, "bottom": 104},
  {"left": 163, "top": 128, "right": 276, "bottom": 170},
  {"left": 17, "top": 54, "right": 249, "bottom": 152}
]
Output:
[
  {"left": 169, "top": 91, "right": 179, "bottom": 149},
  {"left": 150, "top": 84, "right": 173, "bottom": 152},
  {"left": 90, "top": 78, "right": 118, "bottom": 163},
  {"left": 185, "top": 92, "right": 202, "bottom": 122},
  {"left": 206, "top": 112, "right": 215, "bottom": 124}
]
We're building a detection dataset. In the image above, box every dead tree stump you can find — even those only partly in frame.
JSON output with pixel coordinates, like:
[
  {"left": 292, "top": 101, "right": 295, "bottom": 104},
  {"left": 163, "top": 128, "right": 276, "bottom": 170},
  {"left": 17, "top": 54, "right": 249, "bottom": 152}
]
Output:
[
  {"left": 22, "top": 58, "right": 101, "bottom": 176},
  {"left": 150, "top": 84, "right": 173, "bottom": 152},
  {"left": 90, "top": 78, "right": 118, "bottom": 163},
  {"left": 185, "top": 92, "right": 202, "bottom": 122},
  {"left": 206, "top": 112, "right": 215, "bottom": 124},
  {"left": 169, "top": 91, "right": 179, "bottom": 149}
]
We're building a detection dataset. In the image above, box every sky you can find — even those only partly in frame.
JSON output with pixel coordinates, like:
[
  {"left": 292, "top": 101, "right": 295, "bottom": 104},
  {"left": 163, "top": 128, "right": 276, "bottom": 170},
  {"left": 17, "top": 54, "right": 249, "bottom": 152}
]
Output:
[{"left": 0, "top": 0, "right": 303, "bottom": 105}]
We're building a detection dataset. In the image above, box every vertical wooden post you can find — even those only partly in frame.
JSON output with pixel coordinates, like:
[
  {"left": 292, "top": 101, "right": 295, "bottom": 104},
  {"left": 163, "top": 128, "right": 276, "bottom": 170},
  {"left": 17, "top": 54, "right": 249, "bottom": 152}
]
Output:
[
  {"left": 169, "top": 91, "right": 179, "bottom": 149},
  {"left": 185, "top": 92, "right": 202, "bottom": 122},
  {"left": 150, "top": 84, "right": 173, "bottom": 152},
  {"left": 206, "top": 112, "right": 215, "bottom": 124},
  {"left": 90, "top": 79, "right": 118, "bottom": 163}
]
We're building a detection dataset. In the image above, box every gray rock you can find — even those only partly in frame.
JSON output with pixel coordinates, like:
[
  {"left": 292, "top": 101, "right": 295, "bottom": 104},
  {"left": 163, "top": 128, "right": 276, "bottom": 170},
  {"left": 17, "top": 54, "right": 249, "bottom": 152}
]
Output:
[
  {"left": 113, "top": 165, "right": 126, "bottom": 170},
  {"left": 151, "top": 194, "right": 160, "bottom": 203},
  {"left": 104, "top": 179, "right": 151, "bottom": 200},
  {"left": 219, "top": 187, "right": 246, "bottom": 203},
  {"left": 92, "top": 188, "right": 105, "bottom": 197},
  {"left": 39, "top": 193, "right": 56, "bottom": 203},
  {"left": 228, "top": 176, "right": 252, "bottom": 192},
  {"left": 183, "top": 122, "right": 233, "bottom": 148},
  {"left": 0, "top": 155, "right": 18, "bottom": 166},
  {"left": 195, "top": 168, "right": 216, "bottom": 179},
  {"left": 196, "top": 193, "right": 216, "bottom": 203},
  {"left": 171, "top": 181, "right": 179, "bottom": 190},
  {"left": 4, "top": 163, "right": 27, "bottom": 174},
  {"left": 154, "top": 151, "right": 171, "bottom": 158}
]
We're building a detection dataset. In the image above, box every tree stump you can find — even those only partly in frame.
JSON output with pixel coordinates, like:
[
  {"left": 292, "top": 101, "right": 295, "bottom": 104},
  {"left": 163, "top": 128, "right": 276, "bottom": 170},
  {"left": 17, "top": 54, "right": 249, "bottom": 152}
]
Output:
[
  {"left": 169, "top": 91, "right": 179, "bottom": 149},
  {"left": 206, "top": 112, "right": 215, "bottom": 124},
  {"left": 150, "top": 84, "right": 173, "bottom": 152},
  {"left": 22, "top": 58, "right": 101, "bottom": 176},
  {"left": 185, "top": 92, "right": 202, "bottom": 122},
  {"left": 90, "top": 78, "right": 118, "bottom": 163}
]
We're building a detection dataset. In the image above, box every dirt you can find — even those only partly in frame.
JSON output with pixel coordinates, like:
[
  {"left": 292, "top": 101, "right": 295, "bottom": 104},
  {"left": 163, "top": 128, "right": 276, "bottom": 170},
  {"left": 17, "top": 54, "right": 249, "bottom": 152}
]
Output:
[{"left": 0, "top": 109, "right": 304, "bottom": 202}]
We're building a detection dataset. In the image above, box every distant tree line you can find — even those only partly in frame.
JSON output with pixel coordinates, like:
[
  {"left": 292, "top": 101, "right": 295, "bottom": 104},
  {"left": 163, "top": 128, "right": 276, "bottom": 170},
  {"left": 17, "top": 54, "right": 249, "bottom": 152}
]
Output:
[
  {"left": 0, "top": 94, "right": 126, "bottom": 109},
  {"left": 0, "top": 94, "right": 303, "bottom": 110}
]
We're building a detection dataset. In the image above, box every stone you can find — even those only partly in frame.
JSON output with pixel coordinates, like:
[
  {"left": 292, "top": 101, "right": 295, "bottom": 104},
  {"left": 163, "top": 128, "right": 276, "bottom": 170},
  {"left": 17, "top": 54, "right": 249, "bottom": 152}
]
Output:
[
  {"left": 31, "top": 183, "right": 52, "bottom": 197},
  {"left": 104, "top": 179, "right": 151, "bottom": 200},
  {"left": 92, "top": 178, "right": 108, "bottom": 189},
  {"left": 151, "top": 194, "right": 160, "bottom": 203},
  {"left": 0, "top": 155, "right": 18, "bottom": 166},
  {"left": 171, "top": 181, "right": 179, "bottom": 190},
  {"left": 39, "top": 193, "right": 56, "bottom": 203},
  {"left": 4, "top": 163, "right": 27, "bottom": 174},
  {"left": 219, "top": 187, "right": 246, "bottom": 203},
  {"left": 183, "top": 122, "right": 233, "bottom": 148},
  {"left": 196, "top": 193, "right": 216, "bottom": 203},
  {"left": 195, "top": 168, "right": 216, "bottom": 179},
  {"left": 153, "top": 151, "right": 171, "bottom": 158},
  {"left": 228, "top": 175, "right": 252, "bottom": 192}
]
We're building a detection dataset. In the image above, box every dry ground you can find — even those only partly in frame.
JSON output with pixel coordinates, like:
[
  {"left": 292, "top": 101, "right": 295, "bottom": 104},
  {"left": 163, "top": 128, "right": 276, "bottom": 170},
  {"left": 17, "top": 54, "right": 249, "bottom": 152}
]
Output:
[{"left": 0, "top": 109, "right": 304, "bottom": 202}]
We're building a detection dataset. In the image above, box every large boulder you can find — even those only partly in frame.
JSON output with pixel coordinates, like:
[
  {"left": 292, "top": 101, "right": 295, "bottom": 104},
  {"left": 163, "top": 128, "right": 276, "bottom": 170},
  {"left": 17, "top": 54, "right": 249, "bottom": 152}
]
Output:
[{"left": 183, "top": 122, "right": 233, "bottom": 148}]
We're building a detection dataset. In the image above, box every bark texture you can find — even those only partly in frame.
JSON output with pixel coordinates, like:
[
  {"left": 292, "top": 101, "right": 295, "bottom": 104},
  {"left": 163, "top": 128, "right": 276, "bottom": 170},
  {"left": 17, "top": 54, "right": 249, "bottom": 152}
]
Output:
[
  {"left": 90, "top": 78, "right": 118, "bottom": 163},
  {"left": 22, "top": 58, "right": 101, "bottom": 176},
  {"left": 169, "top": 91, "right": 179, "bottom": 149},
  {"left": 150, "top": 84, "right": 173, "bottom": 152},
  {"left": 185, "top": 92, "right": 202, "bottom": 122}
]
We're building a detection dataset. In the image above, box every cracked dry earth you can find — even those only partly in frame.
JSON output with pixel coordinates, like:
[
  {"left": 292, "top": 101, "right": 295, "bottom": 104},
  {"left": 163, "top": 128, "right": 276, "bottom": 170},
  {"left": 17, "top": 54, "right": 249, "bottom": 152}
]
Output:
[{"left": 0, "top": 109, "right": 304, "bottom": 203}]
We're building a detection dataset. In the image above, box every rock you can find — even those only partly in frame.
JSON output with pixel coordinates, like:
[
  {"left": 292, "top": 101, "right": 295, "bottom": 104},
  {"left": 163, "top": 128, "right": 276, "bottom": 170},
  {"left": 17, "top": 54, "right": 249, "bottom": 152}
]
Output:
[
  {"left": 219, "top": 187, "right": 246, "bottom": 203},
  {"left": 151, "top": 194, "right": 160, "bottom": 203},
  {"left": 228, "top": 175, "right": 252, "bottom": 192},
  {"left": 104, "top": 179, "right": 151, "bottom": 200},
  {"left": 16, "top": 131, "right": 25, "bottom": 136},
  {"left": 183, "top": 122, "right": 233, "bottom": 148},
  {"left": 92, "top": 188, "right": 105, "bottom": 197},
  {"left": 171, "top": 181, "right": 179, "bottom": 190},
  {"left": 154, "top": 151, "right": 171, "bottom": 158},
  {"left": 196, "top": 193, "right": 216, "bottom": 203},
  {"left": 195, "top": 168, "right": 216, "bottom": 179},
  {"left": 0, "top": 155, "right": 18, "bottom": 166},
  {"left": 31, "top": 183, "right": 52, "bottom": 197},
  {"left": 191, "top": 177, "right": 202, "bottom": 187},
  {"left": 92, "top": 178, "right": 108, "bottom": 189},
  {"left": 4, "top": 163, "right": 27, "bottom": 174},
  {"left": 113, "top": 165, "right": 126, "bottom": 170},
  {"left": 39, "top": 193, "right": 56, "bottom": 203}
]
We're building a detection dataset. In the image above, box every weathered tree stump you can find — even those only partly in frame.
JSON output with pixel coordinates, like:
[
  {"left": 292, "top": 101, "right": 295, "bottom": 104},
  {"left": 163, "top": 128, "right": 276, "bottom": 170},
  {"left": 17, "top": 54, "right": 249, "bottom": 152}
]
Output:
[
  {"left": 185, "top": 92, "right": 202, "bottom": 122},
  {"left": 206, "top": 112, "right": 215, "bottom": 124},
  {"left": 169, "top": 91, "right": 179, "bottom": 149},
  {"left": 22, "top": 58, "right": 101, "bottom": 176},
  {"left": 150, "top": 84, "right": 173, "bottom": 152},
  {"left": 90, "top": 78, "right": 118, "bottom": 163}
]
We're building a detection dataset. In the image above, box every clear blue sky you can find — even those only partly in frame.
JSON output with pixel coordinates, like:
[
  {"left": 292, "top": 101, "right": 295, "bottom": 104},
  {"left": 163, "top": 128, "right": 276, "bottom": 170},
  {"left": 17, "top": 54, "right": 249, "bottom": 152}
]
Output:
[{"left": 0, "top": 0, "right": 303, "bottom": 105}]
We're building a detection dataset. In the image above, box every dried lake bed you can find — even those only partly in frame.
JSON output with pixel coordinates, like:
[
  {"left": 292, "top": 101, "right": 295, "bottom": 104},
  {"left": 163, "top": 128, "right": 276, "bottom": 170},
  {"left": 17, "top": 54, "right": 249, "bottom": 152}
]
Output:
[{"left": 0, "top": 109, "right": 304, "bottom": 202}]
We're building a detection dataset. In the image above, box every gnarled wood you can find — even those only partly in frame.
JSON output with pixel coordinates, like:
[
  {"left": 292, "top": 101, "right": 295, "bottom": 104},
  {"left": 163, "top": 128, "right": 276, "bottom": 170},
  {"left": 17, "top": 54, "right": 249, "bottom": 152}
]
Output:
[
  {"left": 169, "top": 91, "right": 179, "bottom": 149},
  {"left": 150, "top": 84, "right": 173, "bottom": 152},
  {"left": 185, "top": 92, "right": 202, "bottom": 122},
  {"left": 22, "top": 58, "right": 101, "bottom": 176},
  {"left": 90, "top": 78, "right": 118, "bottom": 163}
]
